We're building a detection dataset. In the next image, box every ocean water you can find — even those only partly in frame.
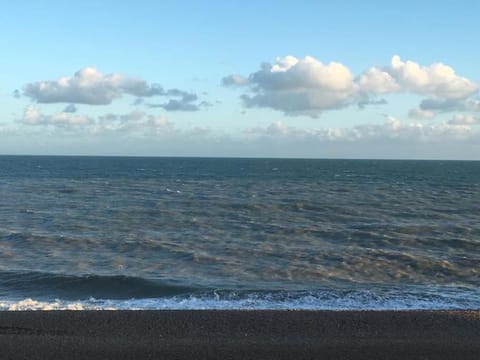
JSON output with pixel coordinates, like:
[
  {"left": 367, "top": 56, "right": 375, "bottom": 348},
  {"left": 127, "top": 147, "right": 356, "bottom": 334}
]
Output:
[{"left": 0, "top": 156, "right": 479, "bottom": 310}]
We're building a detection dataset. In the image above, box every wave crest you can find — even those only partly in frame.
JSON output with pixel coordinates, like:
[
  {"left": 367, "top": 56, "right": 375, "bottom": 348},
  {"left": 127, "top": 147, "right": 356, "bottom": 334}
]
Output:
[{"left": 0, "top": 271, "right": 199, "bottom": 300}]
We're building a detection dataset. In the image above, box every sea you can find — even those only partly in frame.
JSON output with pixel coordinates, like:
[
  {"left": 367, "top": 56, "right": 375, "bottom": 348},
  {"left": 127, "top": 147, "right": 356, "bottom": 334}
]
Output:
[{"left": 0, "top": 156, "right": 479, "bottom": 310}]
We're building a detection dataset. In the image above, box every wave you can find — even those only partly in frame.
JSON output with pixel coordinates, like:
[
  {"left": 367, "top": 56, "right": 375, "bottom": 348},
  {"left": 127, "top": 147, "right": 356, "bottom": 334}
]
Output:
[
  {"left": 1, "top": 282, "right": 479, "bottom": 311},
  {"left": 0, "top": 271, "right": 201, "bottom": 300}
]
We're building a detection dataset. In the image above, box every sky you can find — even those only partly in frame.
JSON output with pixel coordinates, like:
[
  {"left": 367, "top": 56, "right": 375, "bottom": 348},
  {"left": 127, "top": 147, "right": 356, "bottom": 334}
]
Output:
[{"left": 1, "top": 0, "right": 480, "bottom": 159}]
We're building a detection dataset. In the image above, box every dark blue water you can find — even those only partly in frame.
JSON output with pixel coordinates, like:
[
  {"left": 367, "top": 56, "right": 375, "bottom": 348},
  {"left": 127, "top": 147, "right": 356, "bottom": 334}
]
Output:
[{"left": 0, "top": 156, "right": 479, "bottom": 310}]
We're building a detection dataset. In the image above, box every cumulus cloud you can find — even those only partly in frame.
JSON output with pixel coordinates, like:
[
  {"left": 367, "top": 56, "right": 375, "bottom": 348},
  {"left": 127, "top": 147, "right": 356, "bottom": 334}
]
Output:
[
  {"left": 420, "top": 97, "right": 480, "bottom": 113},
  {"left": 465, "top": 99, "right": 480, "bottom": 112},
  {"left": 357, "top": 67, "right": 401, "bottom": 94},
  {"left": 22, "top": 68, "right": 207, "bottom": 111},
  {"left": 222, "top": 74, "right": 249, "bottom": 86},
  {"left": 147, "top": 89, "right": 207, "bottom": 111},
  {"left": 231, "top": 56, "right": 357, "bottom": 117},
  {"left": 10, "top": 105, "right": 479, "bottom": 159},
  {"left": 245, "top": 116, "right": 476, "bottom": 143},
  {"left": 358, "top": 98, "right": 388, "bottom": 109},
  {"left": 23, "top": 67, "right": 165, "bottom": 105},
  {"left": 448, "top": 114, "right": 480, "bottom": 126},
  {"left": 408, "top": 108, "right": 436, "bottom": 120},
  {"left": 95, "top": 110, "right": 172, "bottom": 134},
  {"left": 224, "top": 55, "right": 479, "bottom": 118},
  {"left": 18, "top": 106, "right": 171, "bottom": 135},
  {"left": 159, "top": 100, "right": 200, "bottom": 111},
  {"left": 366, "top": 56, "right": 478, "bottom": 115},
  {"left": 20, "top": 105, "right": 93, "bottom": 127},
  {"left": 147, "top": 115, "right": 169, "bottom": 128},
  {"left": 389, "top": 55, "right": 477, "bottom": 100}
]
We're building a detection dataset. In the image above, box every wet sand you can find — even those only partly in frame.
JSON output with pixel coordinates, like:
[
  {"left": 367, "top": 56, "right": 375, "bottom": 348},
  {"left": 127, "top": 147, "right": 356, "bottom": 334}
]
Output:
[{"left": 0, "top": 310, "right": 479, "bottom": 359}]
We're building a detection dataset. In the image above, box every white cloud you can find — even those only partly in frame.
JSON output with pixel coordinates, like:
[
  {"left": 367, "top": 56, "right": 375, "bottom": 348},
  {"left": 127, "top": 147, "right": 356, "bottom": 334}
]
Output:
[
  {"left": 465, "top": 99, "right": 480, "bottom": 112},
  {"left": 22, "top": 68, "right": 208, "bottom": 111},
  {"left": 245, "top": 116, "right": 476, "bottom": 143},
  {"left": 8, "top": 107, "right": 480, "bottom": 159},
  {"left": 390, "top": 55, "right": 478, "bottom": 100},
  {"left": 49, "top": 112, "right": 93, "bottom": 127},
  {"left": 148, "top": 115, "right": 169, "bottom": 128},
  {"left": 18, "top": 106, "right": 171, "bottom": 135},
  {"left": 95, "top": 110, "right": 173, "bottom": 135},
  {"left": 22, "top": 106, "right": 42, "bottom": 125},
  {"left": 448, "top": 114, "right": 480, "bottom": 126},
  {"left": 408, "top": 108, "right": 436, "bottom": 120},
  {"left": 225, "top": 55, "right": 479, "bottom": 118},
  {"left": 357, "top": 67, "right": 401, "bottom": 94},
  {"left": 222, "top": 74, "right": 249, "bottom": 86},
  {"left": 357, "top": 98, "right": 388, "bottom": 109},
  {"left": 420, "top": 97, "right": 480, "bottom": 113},
  {"left": 147, "top": 90, "right": 204, "bottom": 111},
  {"left": 23, "top": 67, "right": 165, "bottom": 105},
  {"left": 19, "top": 105, "right": 93, "bottom": 127},
  {"left": 228, "top": 55, "right": 357, "bottom": 117}
]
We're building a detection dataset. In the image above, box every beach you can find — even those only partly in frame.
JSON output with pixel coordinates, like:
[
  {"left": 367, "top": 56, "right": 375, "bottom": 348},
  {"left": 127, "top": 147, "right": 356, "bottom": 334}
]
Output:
[{"left": 0, "top": 310, "right": 479, "bottom": 359}]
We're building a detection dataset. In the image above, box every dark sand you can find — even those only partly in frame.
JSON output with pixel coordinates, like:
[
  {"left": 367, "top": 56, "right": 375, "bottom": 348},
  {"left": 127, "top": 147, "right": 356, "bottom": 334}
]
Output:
[{"left": 0, "top": 310, "right": 479, "bottom": 359}]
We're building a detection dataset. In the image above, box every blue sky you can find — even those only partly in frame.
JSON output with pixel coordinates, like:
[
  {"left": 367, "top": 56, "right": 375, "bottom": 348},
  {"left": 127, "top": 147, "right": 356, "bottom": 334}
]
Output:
[{"left": 1, "top": 1, "right": 480, "bottom": 158}]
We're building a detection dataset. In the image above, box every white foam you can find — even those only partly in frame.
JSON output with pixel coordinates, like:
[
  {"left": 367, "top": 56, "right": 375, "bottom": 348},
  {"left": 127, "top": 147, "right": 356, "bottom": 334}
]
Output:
[
  {"left": 1, "top": 289, "right": 479, "bottom": 311},
  {"left": 0, "top": 298, "right": 89, "bottom": 311}
]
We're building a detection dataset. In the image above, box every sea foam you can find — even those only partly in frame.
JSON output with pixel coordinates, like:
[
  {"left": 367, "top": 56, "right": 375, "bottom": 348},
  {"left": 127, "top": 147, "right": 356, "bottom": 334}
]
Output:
[{"left": 2, "top": 287, "right": 479, "bottom": 311}]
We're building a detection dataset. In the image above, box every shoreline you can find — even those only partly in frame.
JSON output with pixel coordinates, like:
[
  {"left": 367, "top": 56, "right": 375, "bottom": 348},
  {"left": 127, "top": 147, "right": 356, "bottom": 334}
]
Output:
[{"left": 0, "top": 310, "right": 479, "bottom": 359}]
